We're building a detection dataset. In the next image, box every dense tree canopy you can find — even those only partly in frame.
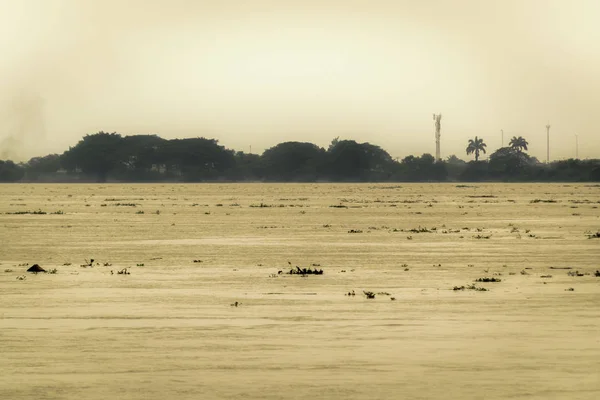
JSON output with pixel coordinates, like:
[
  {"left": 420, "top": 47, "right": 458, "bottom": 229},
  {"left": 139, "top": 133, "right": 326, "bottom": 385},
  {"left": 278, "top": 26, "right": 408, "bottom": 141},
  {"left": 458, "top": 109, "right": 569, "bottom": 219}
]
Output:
[
  {"left": 0, "top": 160, "right": 25, "bottom": 182},
  {"left": 327, "top": 140, "right": 395, "bottom": 181},
  {"left": 261, "top": 142, "right": 326, "bottom": 181},
  {"left": 61, "top": 132, "right": 125, "bottom": 182},
  {"left": 1, "top": 131, "right": 598, "bottom": 183}
]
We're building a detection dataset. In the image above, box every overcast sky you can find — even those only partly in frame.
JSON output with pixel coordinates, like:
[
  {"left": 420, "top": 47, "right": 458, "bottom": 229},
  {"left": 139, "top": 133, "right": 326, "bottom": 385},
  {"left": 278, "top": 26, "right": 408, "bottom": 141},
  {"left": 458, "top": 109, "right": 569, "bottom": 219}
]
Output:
[{"left": 0, "top": 0, "right": 598, "bottom": 161}]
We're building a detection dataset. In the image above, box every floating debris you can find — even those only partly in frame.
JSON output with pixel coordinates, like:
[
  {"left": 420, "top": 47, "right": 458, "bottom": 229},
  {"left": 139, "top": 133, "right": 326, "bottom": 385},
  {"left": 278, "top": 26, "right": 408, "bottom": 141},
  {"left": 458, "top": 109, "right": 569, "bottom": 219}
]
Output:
[{"left": 26, "top": 264, "right": 46, "bottom": 273}]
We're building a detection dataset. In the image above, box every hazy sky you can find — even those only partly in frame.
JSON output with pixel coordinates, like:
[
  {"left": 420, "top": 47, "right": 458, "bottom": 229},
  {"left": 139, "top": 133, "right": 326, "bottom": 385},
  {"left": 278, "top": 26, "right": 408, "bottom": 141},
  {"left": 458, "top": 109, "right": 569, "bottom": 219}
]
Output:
[{"left": 1, "top": 0, "right": 599, "bottom": 161}]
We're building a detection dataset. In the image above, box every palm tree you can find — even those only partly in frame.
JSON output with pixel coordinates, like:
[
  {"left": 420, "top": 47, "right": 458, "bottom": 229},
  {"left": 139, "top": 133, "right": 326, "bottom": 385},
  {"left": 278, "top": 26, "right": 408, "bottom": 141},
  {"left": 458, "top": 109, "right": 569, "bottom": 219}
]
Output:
[
  {"left": 509, "top": 136, "right": 529, "bottom": 153},
  {"left": 466, "top": 136, "right": 487, "bottom": 161}
]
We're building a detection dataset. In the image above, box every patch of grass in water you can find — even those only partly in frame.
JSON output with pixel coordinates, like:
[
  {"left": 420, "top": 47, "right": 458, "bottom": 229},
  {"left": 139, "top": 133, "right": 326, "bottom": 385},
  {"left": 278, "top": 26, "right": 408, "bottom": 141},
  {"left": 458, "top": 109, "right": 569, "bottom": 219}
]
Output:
[
  {"left": 475, "top": 277, "right": 501, "bottom": 282},
  {"left": 453, "top": 284, "right": 488, "bottom": 291}
]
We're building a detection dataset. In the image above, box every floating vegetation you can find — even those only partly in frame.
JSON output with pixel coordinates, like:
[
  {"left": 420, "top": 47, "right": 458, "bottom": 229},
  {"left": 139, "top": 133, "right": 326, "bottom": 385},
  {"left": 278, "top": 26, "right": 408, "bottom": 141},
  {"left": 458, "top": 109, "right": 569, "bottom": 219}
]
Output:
[
  {"left": 530, "top": 199, "right": 558, "bottom": 203},
  {"left": 136, "top": 210, "right": 145, "bottom": 214},
  {"left": 540, "top": 275, "right": 553, "bottom": 278},
  {"left": 329, "top": 204, "right": 348, "bottom": 209},
  {"left": 453, "top": 284, "right": 488, "bottom": 291},
  {"left": 287, "top": 266, "right": 324, "bottom": 275},
  {"left": 407, "top": 226, "right": 432, "bottom": 233},
  {"left": 345, "top": 290, "right": 356, "bottom": 296},
  {"left": 475, "top": 277, "right": 501, "bottom": 283},
  {"left": 565, "top": 287, "right": 575, "bottom": 291},
  {"left": 6, "top": 209, "right": 47, "bottom": 215},
  {"left": 113, "top": 203, "right": 138, "bottom": 207},
  {"left": 586, "top": 232, "right": 600, "bottom": 239},
  {"left": 473, "top": 234, "right": 491, "bottom": 239},
  {"left": 594, "top": 270, "right": 600, "bottom": 277},
  {"left": 4, "top": 269, "right": 13, "bottom": 273},
  {"left": 116, "top": 268, "right": 130, "bottom": 275},
  {"left": 249, "top": 203, "right": 281, "bottom": 208},
  {"left": 363, "top": 291, "right": 376, "bottom": 299},
  {"left": 47, "top": 268, "right": 58, "bottom": 274},
  {"left": 193, "top": 260, "right": 203, "bottom": 263},
  {"left": 16, "top": 275, "right": 26, "bottom": 280},
  {"left": 136, "top": 263, "right": 145, "bottom": 267},
  {"left": 567, "top": 270, "right": 584, "bottom": 277},
  {"left": 348, "top": 229, "right": 363, "bottom": 234}
]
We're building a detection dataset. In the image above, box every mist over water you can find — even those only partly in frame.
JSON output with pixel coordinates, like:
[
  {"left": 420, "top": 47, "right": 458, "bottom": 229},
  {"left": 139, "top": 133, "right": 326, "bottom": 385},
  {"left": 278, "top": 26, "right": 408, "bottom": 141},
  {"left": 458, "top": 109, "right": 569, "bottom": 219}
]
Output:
[
  {"left": 1, "top": 0, "right": 599, "bottom": 160},
  {"left": 0, "top": 91, "right": 47, "bottom": 160}
]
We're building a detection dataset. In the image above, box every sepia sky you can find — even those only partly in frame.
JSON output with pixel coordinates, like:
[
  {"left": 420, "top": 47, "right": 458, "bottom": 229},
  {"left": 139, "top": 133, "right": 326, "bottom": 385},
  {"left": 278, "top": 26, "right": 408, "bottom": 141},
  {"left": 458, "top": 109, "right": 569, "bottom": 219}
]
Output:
[{"left": 0, "top": 0, "right": 599, "bottom": 161}]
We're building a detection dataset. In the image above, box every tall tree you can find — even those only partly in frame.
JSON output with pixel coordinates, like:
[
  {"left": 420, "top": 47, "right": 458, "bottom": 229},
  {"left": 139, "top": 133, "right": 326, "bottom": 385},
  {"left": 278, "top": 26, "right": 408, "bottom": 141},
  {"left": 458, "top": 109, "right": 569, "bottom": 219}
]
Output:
[
  {"left": 161, "top": 138, "right": 235, "bottom": 181},
  {"left": 489, "top": 147, "right": 534, "bottom": 179},
  {"left": 261, "top": 142, "right": 326, "bottom": 181},
  {"left": 0, "top": 160, "right": 25, "bottom": 182},
  {"left": 509, "top": 136, "right": 529, "bottom": 153},
  {"left": 466, "top": 137, "right": 487, "bottom": 161},
  {"left": 61, "top": 132, "right": 125, "bottom": 182},
  {"left": 26, "top": 154, "right": 62, "bottom": 180},
  {"left": 326, "top": 140, "right": 395, "bottom": 181}
]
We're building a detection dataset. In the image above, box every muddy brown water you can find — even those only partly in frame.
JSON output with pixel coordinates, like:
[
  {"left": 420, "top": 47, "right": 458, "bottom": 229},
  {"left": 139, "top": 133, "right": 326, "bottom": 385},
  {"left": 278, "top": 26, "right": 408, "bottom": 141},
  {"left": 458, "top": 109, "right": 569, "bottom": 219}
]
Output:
[{"left": 1, "top": 183, "right": 599, "bottom": 399}]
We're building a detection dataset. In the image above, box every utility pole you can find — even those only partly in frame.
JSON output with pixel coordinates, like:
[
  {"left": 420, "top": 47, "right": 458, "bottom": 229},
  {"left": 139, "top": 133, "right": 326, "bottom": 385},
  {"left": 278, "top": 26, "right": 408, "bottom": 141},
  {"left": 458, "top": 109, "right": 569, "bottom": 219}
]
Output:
[
  {"left": 546, "top": 123, "right": 551, "bottom": 163},
  {"left": 433, "top": 114, "right": 442, "bottom": 162}
]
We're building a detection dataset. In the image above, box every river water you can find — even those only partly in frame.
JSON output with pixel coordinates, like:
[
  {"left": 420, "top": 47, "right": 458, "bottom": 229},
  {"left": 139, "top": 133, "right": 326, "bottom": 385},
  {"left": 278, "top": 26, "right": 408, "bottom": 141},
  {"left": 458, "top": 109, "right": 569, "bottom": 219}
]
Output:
[{"left": 1, "top": 183, "right": 599, "bottom": 399}]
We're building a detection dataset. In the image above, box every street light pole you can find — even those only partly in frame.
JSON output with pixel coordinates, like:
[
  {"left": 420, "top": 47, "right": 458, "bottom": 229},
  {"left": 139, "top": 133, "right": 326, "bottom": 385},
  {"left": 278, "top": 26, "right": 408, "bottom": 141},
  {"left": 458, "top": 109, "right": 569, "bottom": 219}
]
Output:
[{"left": 546, "top": 123, "right": 551, "bottom": 163}]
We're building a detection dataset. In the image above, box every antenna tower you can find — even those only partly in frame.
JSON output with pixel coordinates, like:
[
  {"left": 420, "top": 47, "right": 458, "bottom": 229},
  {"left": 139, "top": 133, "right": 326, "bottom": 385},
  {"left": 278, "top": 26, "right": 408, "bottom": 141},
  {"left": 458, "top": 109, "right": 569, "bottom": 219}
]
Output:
[{"left": 433, "top": 114, "right": 442, "bottom": 161}]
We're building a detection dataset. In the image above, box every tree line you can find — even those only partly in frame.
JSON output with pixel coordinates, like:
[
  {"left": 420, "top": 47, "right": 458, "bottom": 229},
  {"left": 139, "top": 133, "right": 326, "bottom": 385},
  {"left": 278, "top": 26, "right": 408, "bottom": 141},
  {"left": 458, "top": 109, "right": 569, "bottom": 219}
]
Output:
[{"left": 0, "top": 132, "right": 599, "bottom": 182}]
